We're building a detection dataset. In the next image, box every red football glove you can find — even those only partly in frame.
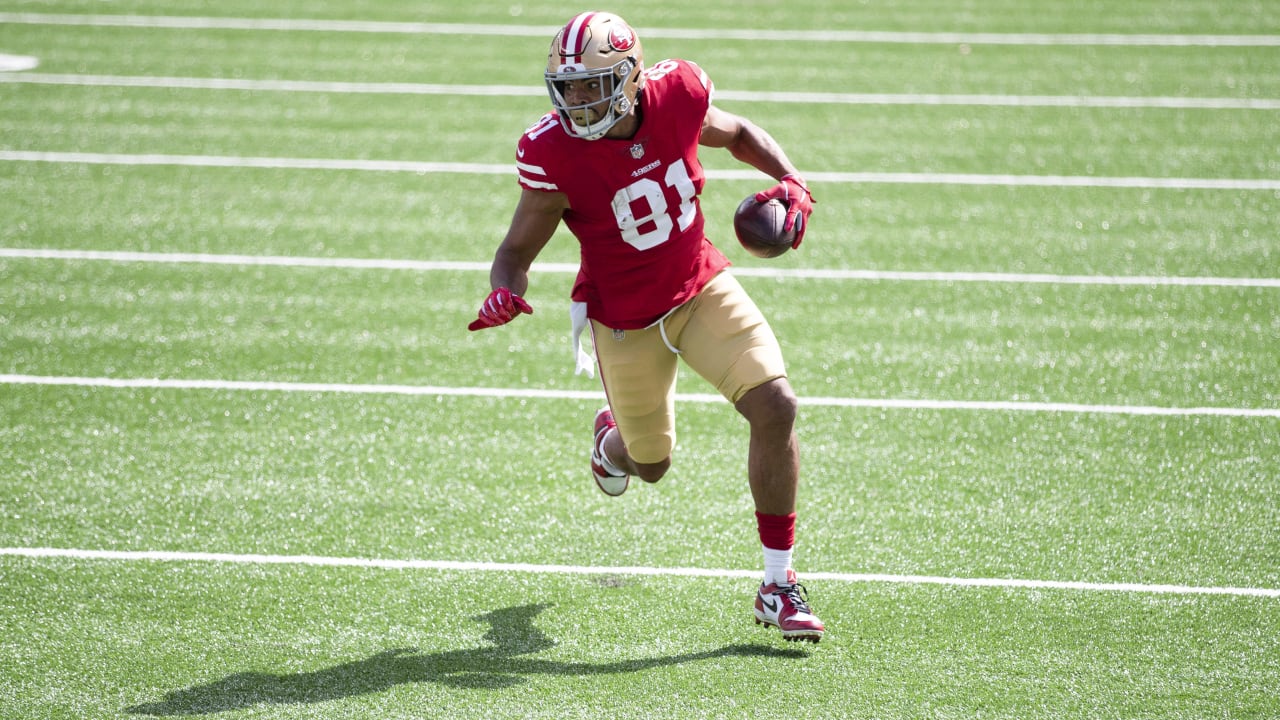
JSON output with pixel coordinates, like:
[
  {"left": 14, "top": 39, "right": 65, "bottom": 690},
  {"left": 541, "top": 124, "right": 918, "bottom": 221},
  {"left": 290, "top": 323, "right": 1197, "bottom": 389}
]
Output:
[
  {"left": 754, "top": 173, "right": 814, "bottom": 248},
  {"left": 467, "top": 287, "right": 533, "bottom": 331}
]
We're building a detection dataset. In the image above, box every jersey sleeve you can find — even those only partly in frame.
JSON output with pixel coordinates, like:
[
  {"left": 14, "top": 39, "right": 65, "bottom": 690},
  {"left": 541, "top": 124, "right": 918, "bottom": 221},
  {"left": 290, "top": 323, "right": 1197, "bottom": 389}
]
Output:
[
  {"left": 682, "top": 59, "right": 714, "bottom": 107},
  {"left": 515, "top": 113, "right": 563, "bottom": 193}
]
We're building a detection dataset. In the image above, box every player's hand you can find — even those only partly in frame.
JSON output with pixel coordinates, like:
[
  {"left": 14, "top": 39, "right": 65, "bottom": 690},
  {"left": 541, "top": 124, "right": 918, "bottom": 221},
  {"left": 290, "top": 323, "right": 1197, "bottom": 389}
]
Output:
[
  {"left": 755, "top": 173, "right": 814, "bottom": 248},
  {"left": 468, "top": 287, "right": 533, "bottom": 331}
]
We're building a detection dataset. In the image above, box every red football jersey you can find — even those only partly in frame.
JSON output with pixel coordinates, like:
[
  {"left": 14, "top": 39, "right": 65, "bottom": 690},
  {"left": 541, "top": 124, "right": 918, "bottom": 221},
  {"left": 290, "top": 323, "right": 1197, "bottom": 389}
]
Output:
[{"left": 516, "top": 59, "right": 731, "bottom": 330}]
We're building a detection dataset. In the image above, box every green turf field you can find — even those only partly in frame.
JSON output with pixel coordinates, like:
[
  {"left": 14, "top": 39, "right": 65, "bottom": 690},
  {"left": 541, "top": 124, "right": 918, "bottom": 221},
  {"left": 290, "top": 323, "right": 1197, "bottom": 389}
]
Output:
[{"left": 2, "top": 2, "right": 1278, "bottom": 718}]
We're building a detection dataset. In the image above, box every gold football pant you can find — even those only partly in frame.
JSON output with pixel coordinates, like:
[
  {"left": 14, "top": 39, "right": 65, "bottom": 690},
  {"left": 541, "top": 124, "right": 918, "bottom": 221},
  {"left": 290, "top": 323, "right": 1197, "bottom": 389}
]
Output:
[{"left": 590, "top": 271, "right": 787, "bottom": 464}]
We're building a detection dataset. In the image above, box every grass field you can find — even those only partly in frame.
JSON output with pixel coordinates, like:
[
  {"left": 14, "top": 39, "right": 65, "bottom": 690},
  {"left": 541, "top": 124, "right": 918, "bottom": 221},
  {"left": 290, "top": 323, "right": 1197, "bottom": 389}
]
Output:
[{"left": 2, "top": 1, "right": 1279, "bottom": 718}]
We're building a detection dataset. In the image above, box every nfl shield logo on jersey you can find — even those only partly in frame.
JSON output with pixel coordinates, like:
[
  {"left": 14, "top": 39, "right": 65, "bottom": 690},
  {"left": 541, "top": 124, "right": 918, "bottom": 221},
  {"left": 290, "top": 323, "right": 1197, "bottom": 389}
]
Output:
[{"left": 630, "top": 143, "right": 645, "bottom": 159}]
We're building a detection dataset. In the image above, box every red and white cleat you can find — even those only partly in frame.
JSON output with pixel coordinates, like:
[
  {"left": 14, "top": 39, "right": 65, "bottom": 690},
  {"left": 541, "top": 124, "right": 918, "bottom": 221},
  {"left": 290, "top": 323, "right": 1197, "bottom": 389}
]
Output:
[
  {"left": 590, "top": 407, "right": 629, "bottom": 497},
  {"left": 754, "top": 569, "right": 824, "bottom": 643}
]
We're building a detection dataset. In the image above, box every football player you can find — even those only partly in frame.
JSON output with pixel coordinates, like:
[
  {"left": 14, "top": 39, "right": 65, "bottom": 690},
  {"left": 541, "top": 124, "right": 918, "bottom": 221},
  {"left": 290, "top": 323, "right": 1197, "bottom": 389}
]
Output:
[{"left": 468, "top": 11, "right": 822, "bottom": 643}]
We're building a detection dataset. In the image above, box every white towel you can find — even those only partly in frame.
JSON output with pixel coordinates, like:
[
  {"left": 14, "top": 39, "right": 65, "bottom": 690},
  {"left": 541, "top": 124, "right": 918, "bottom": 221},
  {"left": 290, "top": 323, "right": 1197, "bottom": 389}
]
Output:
[{"left": 569, "top": 301, "right": 595, "bottom": 377}]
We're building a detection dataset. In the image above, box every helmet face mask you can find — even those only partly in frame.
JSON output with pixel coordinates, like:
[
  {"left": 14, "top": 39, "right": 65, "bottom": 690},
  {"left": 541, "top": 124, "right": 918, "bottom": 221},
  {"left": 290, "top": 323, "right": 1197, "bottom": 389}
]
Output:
[{"left": 545, "top": 12, "right": 644, "bottom": 140}]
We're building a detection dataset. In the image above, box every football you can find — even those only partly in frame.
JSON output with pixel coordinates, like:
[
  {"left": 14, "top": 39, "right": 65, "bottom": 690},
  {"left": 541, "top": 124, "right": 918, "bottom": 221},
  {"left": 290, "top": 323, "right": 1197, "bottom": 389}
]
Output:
[{"left": 733, "top": 195, "right": 796, "bottom": 258}]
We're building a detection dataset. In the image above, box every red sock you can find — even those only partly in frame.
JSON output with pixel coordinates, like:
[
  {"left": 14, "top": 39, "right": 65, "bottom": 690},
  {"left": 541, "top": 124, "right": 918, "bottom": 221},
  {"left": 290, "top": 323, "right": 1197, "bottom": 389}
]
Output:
[{"left": 755, "top": 511, "right": 796, "bottom": 551}]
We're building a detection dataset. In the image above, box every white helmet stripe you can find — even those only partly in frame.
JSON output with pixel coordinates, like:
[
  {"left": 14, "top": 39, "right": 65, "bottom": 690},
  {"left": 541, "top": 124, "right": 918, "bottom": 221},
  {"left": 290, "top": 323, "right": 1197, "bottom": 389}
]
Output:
[{"left": 561, "top": 12, "right": 597, "bottom": 62}]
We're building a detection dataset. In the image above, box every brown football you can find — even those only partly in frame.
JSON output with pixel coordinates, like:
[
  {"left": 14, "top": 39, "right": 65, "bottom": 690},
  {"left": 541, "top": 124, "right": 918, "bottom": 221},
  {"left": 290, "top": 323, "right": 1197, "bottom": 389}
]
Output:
[{"left": 733, "top": 196, "right": 795, "bottom": 258}]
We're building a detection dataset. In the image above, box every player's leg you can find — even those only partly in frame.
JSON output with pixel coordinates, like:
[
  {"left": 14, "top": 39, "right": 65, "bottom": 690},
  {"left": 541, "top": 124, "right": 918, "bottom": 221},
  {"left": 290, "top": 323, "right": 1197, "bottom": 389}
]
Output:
[
  {"left": 588, "top": 319, "right": 679, "bottom": 490},
  {"left": 734, "top": 377, "right": 799, "bottom": 516},
  {"left": 590, "top": 404, "right": 672, "bottom": 494},
  {"left": 595, "top": 408, "right": 670, "bottom": 483},
  {"left": 672, "top": 272, "right": 824, "bottom": 642},
  {"left": 670, "top": 273, "right": 797, "bottom": 508}
]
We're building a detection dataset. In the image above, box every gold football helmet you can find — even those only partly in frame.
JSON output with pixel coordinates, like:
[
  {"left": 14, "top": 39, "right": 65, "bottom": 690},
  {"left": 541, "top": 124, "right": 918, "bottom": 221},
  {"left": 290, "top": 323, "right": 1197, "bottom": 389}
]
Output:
[{"left": 545, "top": 12, "right": 644, "bottom": 140}]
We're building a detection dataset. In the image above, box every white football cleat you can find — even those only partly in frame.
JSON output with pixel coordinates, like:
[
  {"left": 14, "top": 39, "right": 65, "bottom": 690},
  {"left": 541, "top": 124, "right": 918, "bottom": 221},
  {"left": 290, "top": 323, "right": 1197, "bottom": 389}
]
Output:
[{"left": 590, "top": 407, "right": 629, "bottom": 496}]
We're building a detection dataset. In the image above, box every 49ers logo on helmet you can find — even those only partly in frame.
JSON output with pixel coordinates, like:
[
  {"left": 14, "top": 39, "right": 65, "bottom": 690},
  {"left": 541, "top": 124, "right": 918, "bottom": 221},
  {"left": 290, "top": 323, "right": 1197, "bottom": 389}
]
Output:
[{"left": 609, "top": 26, "right": 636, "bottom": 52}]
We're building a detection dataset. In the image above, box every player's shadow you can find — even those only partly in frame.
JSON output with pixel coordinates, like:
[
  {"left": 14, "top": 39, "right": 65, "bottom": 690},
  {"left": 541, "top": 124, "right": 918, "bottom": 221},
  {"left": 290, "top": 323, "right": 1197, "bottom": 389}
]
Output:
[{"left": 126, "top": 602, "right": 806, "bottom": 716}]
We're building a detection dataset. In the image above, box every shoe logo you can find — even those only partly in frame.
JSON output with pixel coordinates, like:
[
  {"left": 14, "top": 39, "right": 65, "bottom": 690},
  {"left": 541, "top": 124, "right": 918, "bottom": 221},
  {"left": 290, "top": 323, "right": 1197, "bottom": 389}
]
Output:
[{"left": 760, "top": 596, "right": 779, "bottom": 613}]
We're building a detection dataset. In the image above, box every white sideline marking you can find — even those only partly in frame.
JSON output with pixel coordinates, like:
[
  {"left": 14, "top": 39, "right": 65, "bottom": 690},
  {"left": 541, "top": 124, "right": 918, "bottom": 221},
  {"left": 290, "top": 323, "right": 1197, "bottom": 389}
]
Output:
[
  {"left": 3, "top": 248, "right": 1279, "bottom": 289},
  {"left": 6, "top": 73, "right": 1279, "bottom": 111},
  {"left": 4, "top": 151, "right": 1280, "bottom": 191},
  {"left": 2, "top": 547, "right": 1276, "bottom": 598},
  {"left": 2, "top": 13, "right": 1278, "bottom": 46},
  {"left": 3, "top": 374, "right": 1278, "bottom": 418}
]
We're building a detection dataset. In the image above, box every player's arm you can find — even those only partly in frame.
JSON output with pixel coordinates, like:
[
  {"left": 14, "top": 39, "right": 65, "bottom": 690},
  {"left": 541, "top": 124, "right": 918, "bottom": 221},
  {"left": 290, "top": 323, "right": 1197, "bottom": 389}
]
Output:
[
  {"left": 700, "top": 105, "right": 814, "bottom": 244},
  {"left": 469, "top": 188, "right": 568, "bottom": 331},
  {"left": 490, "top": 188, "right": 568, "bottom": 296},
  {"left": 699, "top": 105, "right": 799, "bottom": 180}
]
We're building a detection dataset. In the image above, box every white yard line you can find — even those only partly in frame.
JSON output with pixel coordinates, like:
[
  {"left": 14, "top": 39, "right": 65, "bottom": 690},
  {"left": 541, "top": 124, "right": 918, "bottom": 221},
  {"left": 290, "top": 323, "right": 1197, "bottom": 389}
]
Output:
[
  {"left": 5, "top": 73, "right": 1279, "bottom": 111},
  {"left": 4, "top": 151, "right": 1279, "bottom": 191},
  {"left": 3, "top": 248, "right": 1279, "bottom": 289},
  {"left": 712, "top": 89, "right": 1280, "bottom": 111},
  {"left": 2, "top": 12, "right": 1278, "bottom": 46},
  {"left": 2, "top": 374, "right": 1277, "bottom": 418},
  {"left": 0, "top": 73, "right": 541, "bottom": 99},
  {"left": 0, "top": 150, "right": 505, "bottom": 175},
  {"left": 1, "top": 547, "right": 1276, "bottom": 598}
]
